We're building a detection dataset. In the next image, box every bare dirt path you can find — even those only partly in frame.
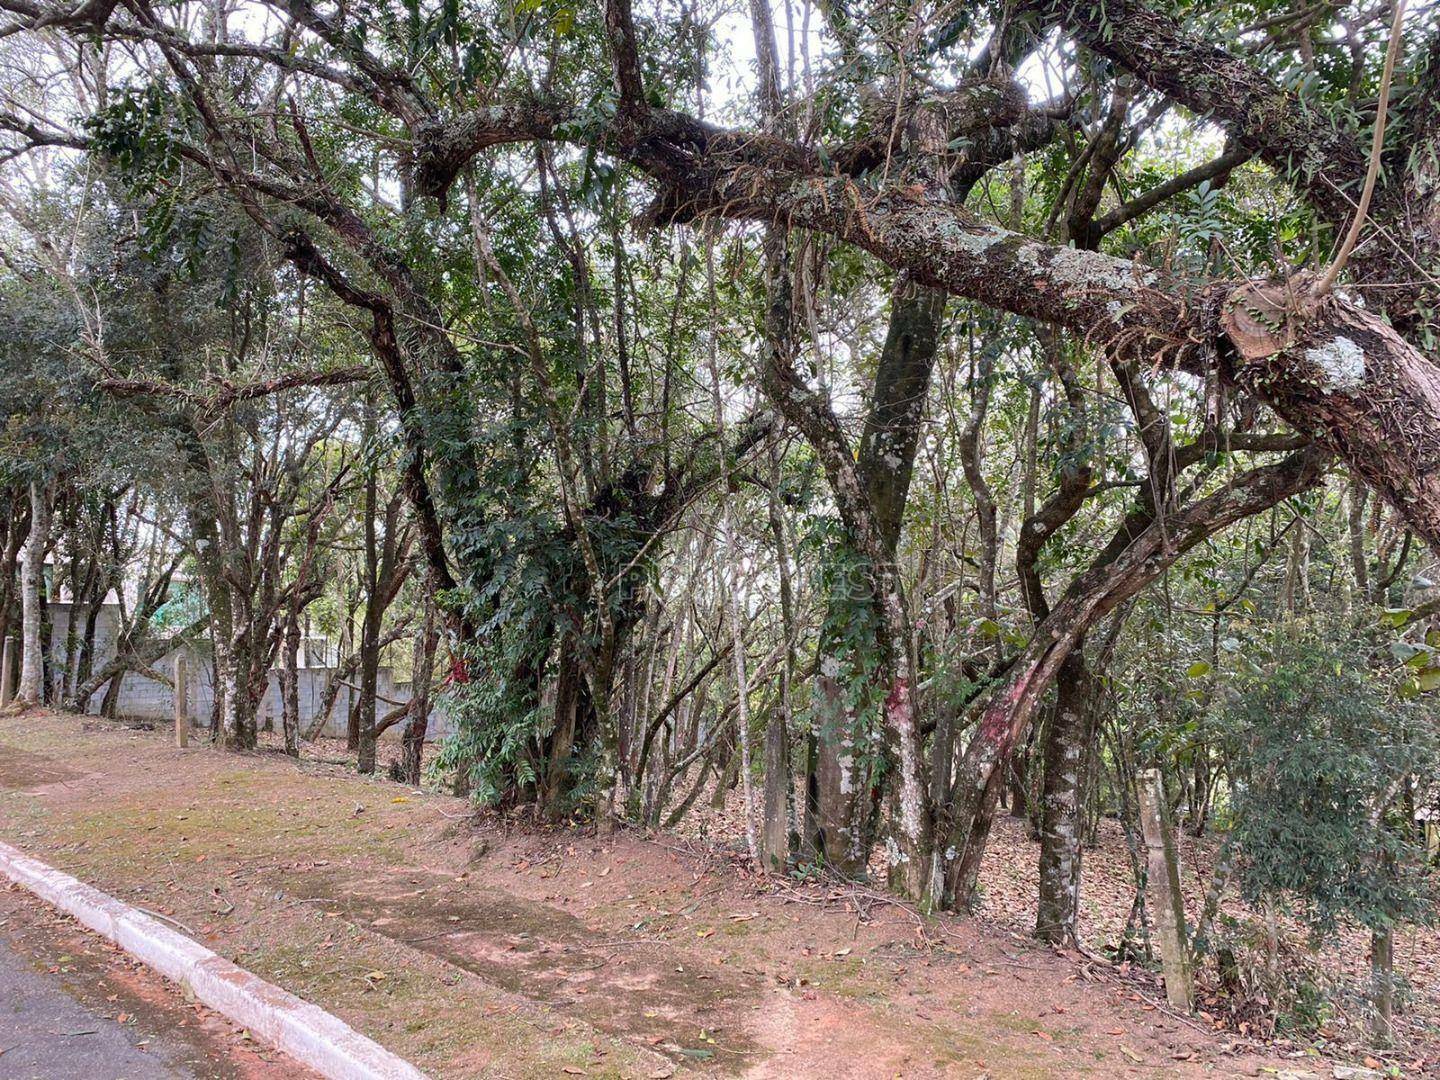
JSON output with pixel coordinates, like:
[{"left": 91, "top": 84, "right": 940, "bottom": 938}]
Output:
[{"left": 0, "top": 708, "right": 1360, "bottom": 1078}]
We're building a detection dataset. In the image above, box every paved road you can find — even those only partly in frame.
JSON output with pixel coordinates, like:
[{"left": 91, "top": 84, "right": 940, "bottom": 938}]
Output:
[
  {"left": 0, "top": 883, "right": 308, "bottom": 1080},
  {"left": 0, "top": 932, "right": 181, "bottom": 1079}
]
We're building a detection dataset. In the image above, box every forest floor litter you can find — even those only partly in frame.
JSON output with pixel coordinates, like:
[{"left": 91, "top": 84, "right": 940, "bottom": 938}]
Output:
[{"left": 0, "top": 707, "right": 1432, "bottom": 1078}]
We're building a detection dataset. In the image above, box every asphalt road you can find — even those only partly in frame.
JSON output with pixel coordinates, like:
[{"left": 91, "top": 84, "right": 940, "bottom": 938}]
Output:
[
  {"left": 0, "top": 883, "right": 307, "bottom": 1080},
  {"left": 0, "top": 934, "right": 181, "bottom": 1079}
]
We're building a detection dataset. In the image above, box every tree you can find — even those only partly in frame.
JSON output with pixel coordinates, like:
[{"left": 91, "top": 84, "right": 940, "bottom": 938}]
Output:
[
  {"left": 1217, "top": 619, "right": 1439, "bottom": 1044},
  {"left": 1, "top": 0, "right": 1438, "bottom": 949}
]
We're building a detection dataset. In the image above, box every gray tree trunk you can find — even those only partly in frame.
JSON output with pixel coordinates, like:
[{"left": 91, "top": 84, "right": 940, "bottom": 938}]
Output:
[
  {"left": 280, "top": 606, "right": 302, "bottom": 757},
  {"left": 18, "top": 480, "right": 51, "bottom": 705},
  {"left": 760, "top": 444, "right": 795, "bottom": 869},
  {"left": 1138, "top": 768, "right": 1194, "bottom": 1012},
  {"left": 400, "top": 602, "right": 438, "bottom": 786},
  {"left": 1371, "top": 924, "right": 1394, "bottom": 1047},
  {"left": 1035, "top": 649, "right": 1101, "bottom": 945}
]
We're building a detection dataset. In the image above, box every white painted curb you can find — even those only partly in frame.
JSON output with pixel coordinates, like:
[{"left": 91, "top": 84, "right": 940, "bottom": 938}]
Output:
[{"left": 0, "top": 839, "right": 427, "bottom": 1080}]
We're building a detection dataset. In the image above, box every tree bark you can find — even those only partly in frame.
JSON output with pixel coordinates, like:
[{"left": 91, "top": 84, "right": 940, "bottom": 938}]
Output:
[
  {"left": 18, "top": 480, "right": 51, "bottom": 705},
  {"left": 1348, "top": 479, "right": 1370, "bottom": 601},
  {"left": 280, "top": 602, "right": 302, "bottom": 757},
  {"left": 1371, "top": 923, "right": 1394, "bottom": 1047},
  {"left": 1035, "top": 648, "right": 1102, "bottom": 945},
  {"left": 219, "top": 631, "right": 258, "bottom": 749},
  {"left": 1138, "top": 767, "right": 1194, "bottom": 1012},
  {"left": 399, "top": 600, "right": 438, "bottom": 787},
  {"left": 356, "top": 463, "right": 381, "bottom": 772}
]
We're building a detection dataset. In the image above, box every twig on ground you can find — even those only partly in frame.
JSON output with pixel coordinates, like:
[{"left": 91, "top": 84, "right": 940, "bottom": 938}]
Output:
[
  {"left": 133, "top": 904, "right": 199, "bottom": 936},
  {"left": 1131, "top": 986, "right": 1214, "bottom": 1035}
]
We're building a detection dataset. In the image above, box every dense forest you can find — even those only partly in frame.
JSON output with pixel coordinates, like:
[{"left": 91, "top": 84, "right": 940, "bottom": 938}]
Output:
[{"left": 0, "top": 0, "right": 1437, "bottom": 1059}]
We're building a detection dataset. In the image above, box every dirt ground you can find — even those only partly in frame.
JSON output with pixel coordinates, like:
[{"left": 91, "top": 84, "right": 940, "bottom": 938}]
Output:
[
  {"left": 978, "top": 813, "right": 1440, "bottom": 1045},
  {"left": 0, "top": 708, "right": 1430, "bottom": 1078}
]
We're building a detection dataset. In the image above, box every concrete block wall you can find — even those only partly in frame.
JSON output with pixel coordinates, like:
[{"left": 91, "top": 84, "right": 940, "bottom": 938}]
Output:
[{"left": 40, "top": 604, "right": 456, "bottom": 742}]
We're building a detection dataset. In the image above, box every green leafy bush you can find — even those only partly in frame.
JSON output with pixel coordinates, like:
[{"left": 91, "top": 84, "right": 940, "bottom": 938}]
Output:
[{"left": 1217, "top": 619, "right": 1438, "bottom": 938}]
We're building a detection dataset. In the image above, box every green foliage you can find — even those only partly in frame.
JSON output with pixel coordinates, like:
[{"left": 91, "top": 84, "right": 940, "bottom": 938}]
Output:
[
  {"left": 1215, "top": 619, "right": 1439, "bottom": 938},
  {"left": 84, "top": 84, "right": 180, "bottom": 181},
  {"left": 433, "top": 648, "right": 545, "bottom": 805}
]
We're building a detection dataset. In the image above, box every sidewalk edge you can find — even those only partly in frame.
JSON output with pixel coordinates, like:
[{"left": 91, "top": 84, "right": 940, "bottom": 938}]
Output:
[{"left": 0, "top": 838, "right": 428, "bottom": 1080}]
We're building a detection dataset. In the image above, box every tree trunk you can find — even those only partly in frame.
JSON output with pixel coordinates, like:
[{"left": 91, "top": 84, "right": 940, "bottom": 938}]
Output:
[
  {"left": 760, "top": 444, "right": 796, "bottom": 869},
  {"left": 219, "top": 634, "right": 259, "bottom": 750},
  {"left": 37, "top": 538, "right": 53, "bottom": 705},
  {"left": 1371, "top": 924, "right": 1394, "bottom": 1047},
  {"left": 74, "top": 560, "right": 111, "bottom": 698},
  {"left": 1138, "top": 767, "right": 1194, "bottom": 1012},
  {"left": 18, "top": 480, "right": 51, "bottom": 705},
  {"left": 98, "top": 670, "right": 124, "bottom": 718},
  {"left": 400, "top": 602, "right": 438, "bottom": 786},
  {"left": 356, "top": 454, "right": 382, "bottom": 774},
  {"left": 803, "top": 283, "right": 945, "bottom": 877},
  {"left": 1035, "top": 647, "right": 1102, "bottom": 945},
  {"left": 1347, "top": 479, "right": 1370, "bottom": 601},
  {"left": 540, "top": 633, "right": 585, "bottom": 818},
  {"left": 356, "top": 605, "right": 381, "bottom": 771},
  {"left": 807, "top": 647, "right": 878, "bottom": 874},
  {"left": 280, "top": 603, "right": 302, "bottom": 757}
]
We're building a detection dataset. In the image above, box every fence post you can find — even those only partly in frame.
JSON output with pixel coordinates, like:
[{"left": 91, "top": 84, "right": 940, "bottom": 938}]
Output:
[
  {"left": 0, "top": 637, "right": 14, "bottom": 708},
  {"left": 174, "top": 653, "right": 189, "bottom": 748},
  {"left": 1138, "top": 767, "right": 1193, "bottom": 1012}
]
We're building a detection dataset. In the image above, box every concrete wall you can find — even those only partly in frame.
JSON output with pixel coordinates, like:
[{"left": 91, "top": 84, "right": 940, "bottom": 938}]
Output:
[{"left": 41, "top": 603, "right": 455, "bottom": 742}]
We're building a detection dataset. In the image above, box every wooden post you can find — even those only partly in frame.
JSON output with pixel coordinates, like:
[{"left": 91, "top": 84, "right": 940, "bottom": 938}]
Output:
[
  {"left": 0, "top": 637, "right": 14, "bottom": 708},
  {"left": 1419, "top": 809, "right": 1439, "bottom": 861},
  {"left": 1138, "top": 768, "right": 1193, "bottom": 1012},
  {"left": 1371, "top": 924, "right": 1394, "bottom": 1046},
  {"left": 174, "top": 653, "right": 189, "bottom": 748}
]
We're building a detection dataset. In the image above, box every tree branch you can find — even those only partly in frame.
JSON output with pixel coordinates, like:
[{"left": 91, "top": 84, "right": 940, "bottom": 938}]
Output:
[
  {"left": 604, "top": 0, "right": 647, "bottom": 111},
  {"left": 99, "top": 365, "right": 373, "bottom": 413},
  {"left": 1089, "top": 145, "right": 1252, "bottom": 240},
  {"left": 1028, "top": 0, "right": 1367, "bottom": 227}
]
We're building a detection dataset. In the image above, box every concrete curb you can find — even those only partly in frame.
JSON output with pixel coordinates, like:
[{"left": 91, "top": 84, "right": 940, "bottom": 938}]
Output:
[{"left": 0, "top": 838, "right": 427, "bottom": 1080}]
